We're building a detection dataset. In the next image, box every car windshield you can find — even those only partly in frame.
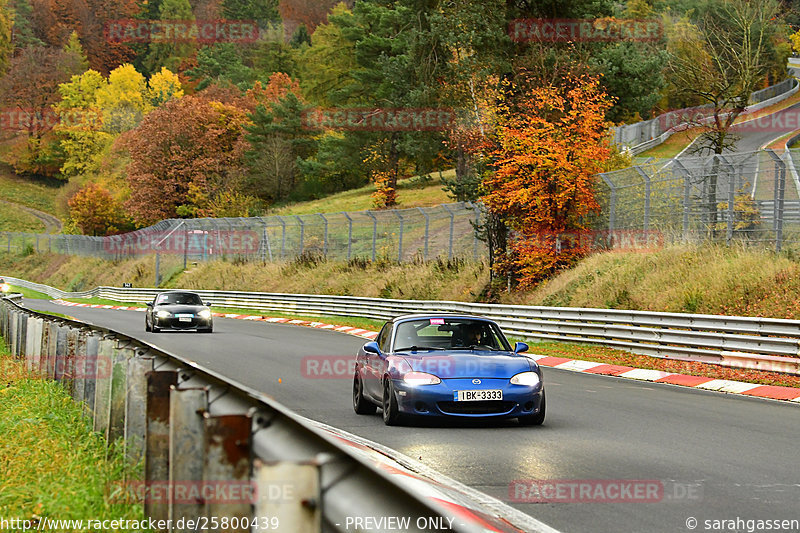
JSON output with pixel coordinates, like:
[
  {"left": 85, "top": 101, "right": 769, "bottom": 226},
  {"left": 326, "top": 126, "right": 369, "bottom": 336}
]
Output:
[
  {"left": 393, "top": 318, "right": 511, "bottom": 352},
  {"left": 156, "top": 293, "right": 202, "bottom": 305}
]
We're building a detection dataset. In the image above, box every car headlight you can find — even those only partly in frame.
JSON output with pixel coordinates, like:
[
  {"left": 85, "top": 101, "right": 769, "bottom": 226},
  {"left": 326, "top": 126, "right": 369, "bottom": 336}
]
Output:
[
  {"left": 198, "top": 309, "right": 212, "bottom": 319},
  {"left": 403, "top": 372, "right": 441, "bottom": 386},
  {"left": 510, "top": 371, "right": 541, "bottom": 387},
  {"left": 0, "top": 283, "right": 10, "bottom": 293},
  {"left": 156, "top": 310, "right": 172, "bottom": 318}
]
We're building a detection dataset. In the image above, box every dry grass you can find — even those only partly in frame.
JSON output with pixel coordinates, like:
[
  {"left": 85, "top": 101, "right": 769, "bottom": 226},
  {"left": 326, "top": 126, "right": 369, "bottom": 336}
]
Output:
[{"left": 512, "top": 243, "right": 800, "bottom": 318}]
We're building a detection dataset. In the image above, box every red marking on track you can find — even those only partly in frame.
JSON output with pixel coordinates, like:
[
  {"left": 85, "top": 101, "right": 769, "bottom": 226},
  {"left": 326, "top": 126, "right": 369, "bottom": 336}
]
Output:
[
  {"left": 740, "top": 385, "right": 800, "bottom": 400},
  {"left": 584, "top": 364, "right": 635, "bottom": 375},
  {"left": 654, "top": 374, "right": 715, "bottom": 387}
]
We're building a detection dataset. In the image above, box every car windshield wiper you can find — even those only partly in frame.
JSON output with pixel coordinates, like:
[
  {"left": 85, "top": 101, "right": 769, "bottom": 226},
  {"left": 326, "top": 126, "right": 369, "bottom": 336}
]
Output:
[
  {"left": 467, "top": 345, "right": 499, "bottom": 351},
  {"left": 394, "top": 346, "right": 446, "bottom": 352}
]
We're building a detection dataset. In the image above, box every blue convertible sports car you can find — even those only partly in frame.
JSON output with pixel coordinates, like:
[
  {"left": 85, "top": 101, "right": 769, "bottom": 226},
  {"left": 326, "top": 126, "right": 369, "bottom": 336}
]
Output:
[{"left": 353, "top": 314, "right": 545, "bottom": 426}]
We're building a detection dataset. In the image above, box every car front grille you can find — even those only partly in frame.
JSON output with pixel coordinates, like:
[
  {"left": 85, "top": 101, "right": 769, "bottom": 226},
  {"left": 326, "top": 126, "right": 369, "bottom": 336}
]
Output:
[{"left": 436, "top": 401, "right": 516, "bottom": 415}]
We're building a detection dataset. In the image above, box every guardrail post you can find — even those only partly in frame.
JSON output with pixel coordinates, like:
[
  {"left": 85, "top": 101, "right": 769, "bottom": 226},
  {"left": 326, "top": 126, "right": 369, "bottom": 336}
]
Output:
[
  {"left": 53, "top": 324, "right": 68, "bottom": 381},
  {"left": 82, "top": 333, "right": 100, "bottom": 413},
  {"left": 202, "top": 413, "right": 252, "bottom": 530},
  {"left": 253, "top": 460, "right": 321, "bottom": 531},
  {"left": 9, "top": 309, "right": 17, "bottom": 355},
  {"left": 169, "top": 386, "right": 209, "bottom": 532},
  {"left": 62, "top": 327, "right": 79, "bottom": 394},
  {"left": 70, "top": 329, "right": 88, "bottom": 402},
  {"left": 109, "top": 342, "right": 135, "bottom": 442},
  {"left": 24, "top": 316, "right": 42, "bottom": 373},
  {"left": 125, "top": 352, "right": 154, "bottom": 463},
  {"left": 146, "top": 370, "right": 179, "bottom": 527},
  {"left": 93, "top": 337, "right": 116, "bottom": 435}
]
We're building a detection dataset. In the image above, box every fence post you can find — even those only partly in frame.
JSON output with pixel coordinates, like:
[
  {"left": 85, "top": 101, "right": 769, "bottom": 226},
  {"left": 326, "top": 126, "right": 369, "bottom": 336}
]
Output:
[
  {"left": 366, "top": 211, "right": 377, "bottom": 261},
  {"left": 441, "top": 204, "right": 455, "bottom": 260},
  {"left": 600, "top": 174, "right": 616, "bottom": 233},
  {"left": 393, "top": 210, "right": 404, "bottom": 262},
  {"left": 277, "top": 216, "right": 286, "bottom": 259},
  {"left": 634, "top": 166, "right": 651, "bottom": 233},
  {"left": 296, "top": 215, "right": 305, "bottom": 257},
  {"left": 343, "top": 212, "right": 353, "bottom": 260},
  {"left": 416, "top": 207, "right": 429, "bottom": 260},
  {"left": 767, "top": 150, "right": 786, "bottom": 251}
]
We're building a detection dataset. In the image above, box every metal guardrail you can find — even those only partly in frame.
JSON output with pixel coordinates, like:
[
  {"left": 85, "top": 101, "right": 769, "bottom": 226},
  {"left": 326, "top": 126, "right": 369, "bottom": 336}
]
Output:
[
  {"left": 4, "top": 276, "right": 800, "bottom": 375},
  {"left": 612, "top": 77, "right": 799, "bottom": 155},
  {"left": 0, "top": 295, "right": 540, "bottom": 533}
]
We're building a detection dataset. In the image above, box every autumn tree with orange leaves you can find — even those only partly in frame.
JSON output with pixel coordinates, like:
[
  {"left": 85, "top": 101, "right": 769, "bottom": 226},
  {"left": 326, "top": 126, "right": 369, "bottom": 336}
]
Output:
[{"left": 481, "top": 73, "right": 613, "bottom": 290}]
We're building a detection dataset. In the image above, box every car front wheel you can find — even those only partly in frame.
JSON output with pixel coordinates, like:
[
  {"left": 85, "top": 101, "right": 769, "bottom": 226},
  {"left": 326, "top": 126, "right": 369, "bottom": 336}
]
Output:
[{"left": 382, "top": 378, "right": 402, "bottom": 426}]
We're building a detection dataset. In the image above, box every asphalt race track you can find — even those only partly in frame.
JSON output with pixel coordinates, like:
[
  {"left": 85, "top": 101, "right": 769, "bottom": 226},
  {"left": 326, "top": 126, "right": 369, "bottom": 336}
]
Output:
[{"left": 23, "top": 299, "right": 800, "bottom": 533}]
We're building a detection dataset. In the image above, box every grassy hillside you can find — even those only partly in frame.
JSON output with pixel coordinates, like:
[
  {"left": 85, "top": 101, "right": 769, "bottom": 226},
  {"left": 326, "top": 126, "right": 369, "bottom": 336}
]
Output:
[{"left": 2, "top": 243, "right": 800, "bottom": 320}]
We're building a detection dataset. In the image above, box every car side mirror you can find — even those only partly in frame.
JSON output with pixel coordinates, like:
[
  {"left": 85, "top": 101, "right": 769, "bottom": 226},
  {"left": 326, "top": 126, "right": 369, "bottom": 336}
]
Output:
[
  {"left": 514, "top": 342, "right": 529, "bottom": 353},
  {"left": 363, "top": 341, "right": 380, "bottom": 354},
  {"left": 146, "top": 302, "right": 153, "bottom": 307},
  {"left": 204, "top": 301, "right": 211, "bottom": 307}
]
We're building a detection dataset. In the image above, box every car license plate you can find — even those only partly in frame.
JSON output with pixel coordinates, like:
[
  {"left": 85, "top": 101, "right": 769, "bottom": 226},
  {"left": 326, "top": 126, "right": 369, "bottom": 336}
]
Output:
[
  {"left": 176, "top": 314, "right": 193, "bottom": 322},
  {"left": 454, "top": 390, "right": 503, "bottom": 401}
]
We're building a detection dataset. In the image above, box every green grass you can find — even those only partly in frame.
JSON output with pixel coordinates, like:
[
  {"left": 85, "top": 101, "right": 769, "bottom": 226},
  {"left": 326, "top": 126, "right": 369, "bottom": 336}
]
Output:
[
  {"left": 0, "top": 166, "right": 61, "bottom": 215},
  {"left": 0, "top": 339, "right": 148, "bottom": 526},
  {"left": 6, "top": 284, "right": 51, "bottom": 300},
  {"left": 270, "top": 171, "right": 454, "bottom": 215},
  {"left": 0, "top": 206, "right": 45, "bottom": 232}
]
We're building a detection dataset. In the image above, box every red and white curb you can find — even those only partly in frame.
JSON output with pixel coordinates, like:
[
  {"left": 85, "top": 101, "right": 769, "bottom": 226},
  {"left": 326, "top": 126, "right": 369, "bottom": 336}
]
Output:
[
  {"left": 526, "top": 354, "right": 800, "bottom": 403},
  {"left": 52, "top": 300, "right": 800, "bottom": 403}
]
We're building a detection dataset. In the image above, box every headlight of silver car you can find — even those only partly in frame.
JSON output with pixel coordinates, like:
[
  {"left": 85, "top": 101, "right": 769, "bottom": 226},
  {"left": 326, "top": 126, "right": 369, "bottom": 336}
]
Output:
[
  {"left": 198, "top": 309, "right": 212, "bottom": 319},
  {"left": 156, "top": 310, "right": 172, "bottom": 319},
  {"left": 510, "top": 371, "right": 541, "bottom": 387}
]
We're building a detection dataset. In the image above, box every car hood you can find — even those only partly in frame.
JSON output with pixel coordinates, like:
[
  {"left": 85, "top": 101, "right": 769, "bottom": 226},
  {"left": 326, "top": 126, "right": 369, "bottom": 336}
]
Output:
[
  {"left": 398, "top": 351, "right": 532, "bottom": 379},
  {"left": 153, "top": 305, "right": 206, "bottom": 314}
]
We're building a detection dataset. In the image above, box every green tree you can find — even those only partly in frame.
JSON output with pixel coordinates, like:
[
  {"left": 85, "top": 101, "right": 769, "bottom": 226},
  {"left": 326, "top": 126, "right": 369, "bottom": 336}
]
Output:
[
  {"left": 95, "top": 64, "right": 149, "bottom": 133},
  {"left": 7, "top": 0, "right": 42, "bottom": 50},
  {"left": 64, "top": 31, "right": 89, "bottom": 72},
  {"left": 187, "top": 43, "right": 255, "bottom": 90},
  {"left": 245, "top": 88, "right": 316, "bottom": 202},
  {"left": 0, "top": 0, "right": 11, "bottom": 75},
  {"left": 143, "top": 0, "right": 195, "bottom": 74},
  {"left": 55, "top": 69, "right": 110, "bottom": 179}
]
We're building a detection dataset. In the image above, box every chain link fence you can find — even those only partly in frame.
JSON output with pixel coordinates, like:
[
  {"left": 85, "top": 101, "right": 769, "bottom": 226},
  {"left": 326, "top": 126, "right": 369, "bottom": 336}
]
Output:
[
  {"left": 594, "top": 149, "right": 800, "bottom": 251},
  {"left": 0, "top": 203, "right": 488, "bottom": 264}
]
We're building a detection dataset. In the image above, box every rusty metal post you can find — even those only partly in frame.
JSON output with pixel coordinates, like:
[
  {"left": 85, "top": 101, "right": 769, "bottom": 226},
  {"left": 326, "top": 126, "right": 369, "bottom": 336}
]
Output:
[
  {"left": 202, "top": 414, "right": 253, "bottom": 532},
  {"left": 169, "top": 386, "right": 208, "bottom": 532},
  {"left": 145, "top": 370, "right": 179, "bottom": 528},
  {"left": 109, "top": 342, "right": 135, "bottom": 442},
  {"left": 71, "top": 329, "right": 88, "bottom": 402},
  {"left": 93, "top": 337, "right": 116, "bottom": 434},
  {"left": 253, "top": 460, "right": 321, "bottom": 532},
  {"left": 82, "top": 333, "right": 101, "bottom": 413},
  {"left": 125, "top": 353, "right": 154, "bottom": 463},
  {"left": 62, "top": 327, "right": 79, "bottom": 394},
  {"left": 52, "top": 324, "right": 68, "bottom": 380}
]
